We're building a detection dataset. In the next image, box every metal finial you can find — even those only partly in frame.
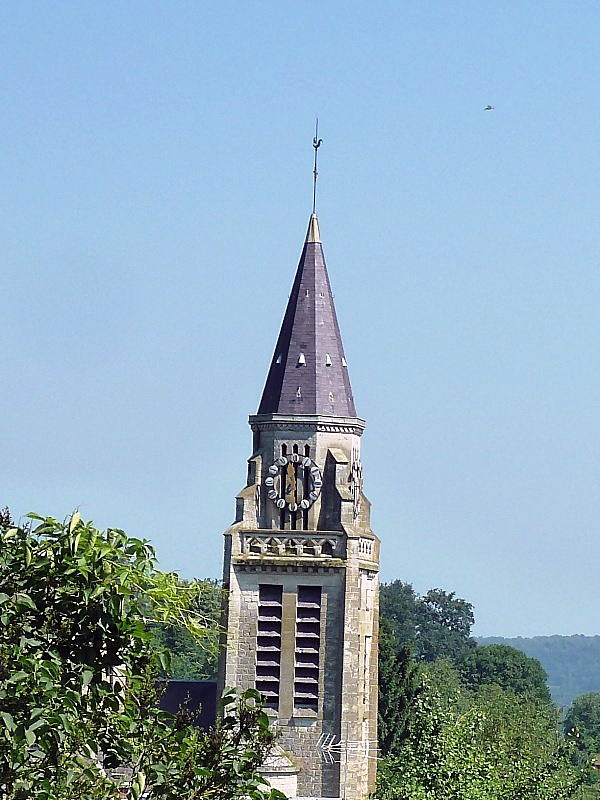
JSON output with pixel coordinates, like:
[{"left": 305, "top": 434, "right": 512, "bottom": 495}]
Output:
[{"left": 312, "top": 117, "right": 322, "bottom": 215}]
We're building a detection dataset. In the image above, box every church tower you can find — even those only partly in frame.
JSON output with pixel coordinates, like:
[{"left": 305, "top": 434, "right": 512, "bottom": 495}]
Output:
[{"left": 219, "top": 211, "right": 380, "bottom": 800}]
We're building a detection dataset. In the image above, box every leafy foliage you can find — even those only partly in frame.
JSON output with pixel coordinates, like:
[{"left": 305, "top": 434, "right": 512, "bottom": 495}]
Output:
[
  {"left": 479, "top": 635, "right": 600, "bottom": 708},
  {"left": 377, "top": 581, "right": 594, "bottom": 798},
  {"left": 149, "top": 579, "right": 221, "bottom": 680},
  {"left": 380, "top": 581, "right": 476, "bottom": 664},
  {"left": 378, "top": 617, "right": 423, "bottom": 756},
  {"left": 565, "top": 693, "right": 600, "bottom": 763},
  {"left": 379, "top": 581, "right": 420, "bottom": 647},
  {"left": 418, "top": 588, "right": 476, "bottom": 663},
  {"left": 378, "top": 580, "right": 477, "bottom": 762},
  {"left": 420, "top": 658, "right": 472, "bottom": 717},
  {"left": 120, "top": 686, "right": 283, "bottom": 800},
  {"left": 378, "top": 678, "right": 585, "bottom": 800},
  {"left": 0, "top": 511, "right": 282, "bottom": 800},
  {"left": 459, "top": 643, "right": 553, "bottom": 705}
]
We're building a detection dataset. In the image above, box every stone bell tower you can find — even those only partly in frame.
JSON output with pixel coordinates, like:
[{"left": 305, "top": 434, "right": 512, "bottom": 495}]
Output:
[{"left": 219, "top": 213, "right": 380, "bottom": 800}]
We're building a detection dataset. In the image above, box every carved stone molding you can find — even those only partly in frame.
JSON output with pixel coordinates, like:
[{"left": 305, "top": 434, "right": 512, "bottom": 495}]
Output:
[
  {"left": 241, "top": 532, "right": 345, "bottom": 559},
  {"left": 315, "top": 423, "right": 365, "bottom": 435},
  {"left": 236, "top": 563, "right": 343, "bottom": 574},
  {"left": 249, "top": 421, "right": 365, "bottom": 436},
  {"left": 249, "top": 413, "right": 365, "bottom": 437}
]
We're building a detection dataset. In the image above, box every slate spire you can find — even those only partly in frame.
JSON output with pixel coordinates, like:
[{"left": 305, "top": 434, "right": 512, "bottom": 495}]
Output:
[{"left": 258, "top": 214, "right": 356, "bottom": 417}]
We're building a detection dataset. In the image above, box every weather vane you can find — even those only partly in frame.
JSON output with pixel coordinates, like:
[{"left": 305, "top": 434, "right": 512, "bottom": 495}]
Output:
[{"left": 312, "top": 117, "right": 323, "bottom": 215}]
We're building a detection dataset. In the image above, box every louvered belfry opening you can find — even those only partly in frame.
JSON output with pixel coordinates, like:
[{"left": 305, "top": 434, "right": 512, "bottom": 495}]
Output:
[
  {"left": 256, "top": 584, "right": 283, "bottom": 710},
  {"left": 294, "top": 585, "right": 322, "bottom": 711}
]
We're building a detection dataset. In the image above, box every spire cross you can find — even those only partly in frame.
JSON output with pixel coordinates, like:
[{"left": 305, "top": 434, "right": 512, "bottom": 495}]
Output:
[{"left": 312, "top": 117, "right": 323, "bottom": 215}]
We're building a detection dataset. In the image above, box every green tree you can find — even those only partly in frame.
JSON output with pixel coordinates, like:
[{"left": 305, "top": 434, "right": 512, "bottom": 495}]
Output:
[
  {"left": 380, "top": 581, "right": 475, "bottom": 664},
  {"left": 460, "top": 643, "right": 553, "bottom": 705},
  {"left": 149, "top": 579, "right": 222, "bottom": 679},
  {"left": 378, "top": 679, "right": 584, "bottom": 800},
  {"left": 565, "top": 693, "right": 600, "bottom": 763},
  {"left": 0, "top": 511, "right": 282, "bottom": 800},
  {"left": 379, "top": 581, "right": 419, "bottom": 646},
  {"left": 378, "top": 617, "right": 423, "bottom": 756},
  {"left": 420, "top": 658, "right": 471, "bottom": 717},
  {"left": 416, "top": 589, "right": 476, "bottom": 663},
  {"left": 477, "top": 635, "right": 600, "bottom": 710}
]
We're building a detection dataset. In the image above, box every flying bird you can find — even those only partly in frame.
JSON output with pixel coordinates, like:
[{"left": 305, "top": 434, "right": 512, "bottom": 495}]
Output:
[{"left": 484, "top": 105, "right": 495, "bottom": 111}]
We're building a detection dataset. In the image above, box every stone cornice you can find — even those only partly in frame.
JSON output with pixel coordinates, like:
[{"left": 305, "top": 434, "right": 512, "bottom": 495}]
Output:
[
  {"left": 249, "top": 413, "right": 365, "bottom": 436},
  {"left": 234, "top": 561, "right": 345, "bottom": 574}
]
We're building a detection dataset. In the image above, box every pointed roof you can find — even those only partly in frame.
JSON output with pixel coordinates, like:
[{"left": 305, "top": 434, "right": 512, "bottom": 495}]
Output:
[{"left": 257, "top": 214, "right": 356, "bottom": 417}]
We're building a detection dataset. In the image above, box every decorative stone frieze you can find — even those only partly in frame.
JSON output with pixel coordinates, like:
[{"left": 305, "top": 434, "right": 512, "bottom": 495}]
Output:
[{"left": 241, "top": 532, "right": 345, "bottom": 559}]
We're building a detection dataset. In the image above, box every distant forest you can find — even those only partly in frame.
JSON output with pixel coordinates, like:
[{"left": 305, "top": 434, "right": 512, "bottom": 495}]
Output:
[{"left": 477, "top": 635, "right": 600, "bottom": 708}]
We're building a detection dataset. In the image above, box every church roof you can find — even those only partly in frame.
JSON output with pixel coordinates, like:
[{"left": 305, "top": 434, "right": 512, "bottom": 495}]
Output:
[{"left": 257, "top": 214, "right": 356, "bottom": 417}]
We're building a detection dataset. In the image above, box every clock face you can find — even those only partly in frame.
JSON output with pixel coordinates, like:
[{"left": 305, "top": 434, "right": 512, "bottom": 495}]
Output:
[{"left": 265, "top": 454, "right": 322, "bottom": 512}]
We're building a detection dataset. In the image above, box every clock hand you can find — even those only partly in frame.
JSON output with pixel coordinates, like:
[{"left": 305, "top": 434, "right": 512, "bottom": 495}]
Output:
[{"left": 285, "top": 462, "right": 296, "bottom": 504}]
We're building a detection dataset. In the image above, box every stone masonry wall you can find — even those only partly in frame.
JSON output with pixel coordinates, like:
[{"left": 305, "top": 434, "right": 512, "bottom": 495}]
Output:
[
  {"left": 220, "top": 414, "right": 380, "bottom": 800},
  {"left": 224, "top": 559, "right": 345, "bottom": 797}
]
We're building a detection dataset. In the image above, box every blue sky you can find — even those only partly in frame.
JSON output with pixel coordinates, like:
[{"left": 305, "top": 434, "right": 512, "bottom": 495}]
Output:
[{"left": 3, "top": 1, "right": 600, "bottom": 636}]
